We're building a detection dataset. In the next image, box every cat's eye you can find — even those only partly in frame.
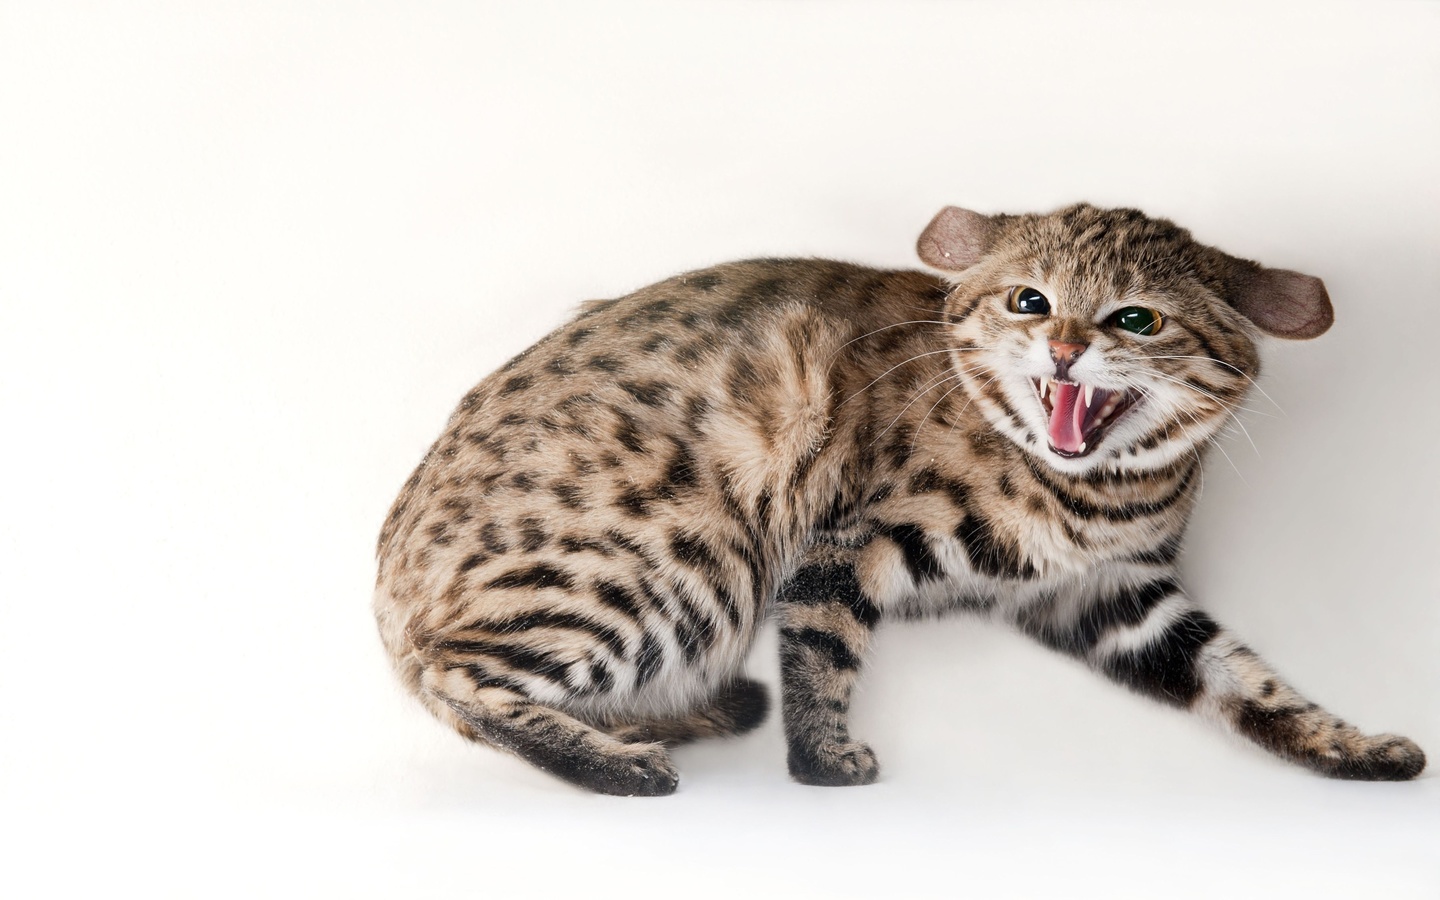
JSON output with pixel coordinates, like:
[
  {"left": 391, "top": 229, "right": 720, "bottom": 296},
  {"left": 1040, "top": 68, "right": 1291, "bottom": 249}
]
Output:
[
  {"left": 1110, "top": 306, "right": 1164, "bottom": 336},
  {"left": 1009, "top": 286, "right": 1050, "bottom": 315}
]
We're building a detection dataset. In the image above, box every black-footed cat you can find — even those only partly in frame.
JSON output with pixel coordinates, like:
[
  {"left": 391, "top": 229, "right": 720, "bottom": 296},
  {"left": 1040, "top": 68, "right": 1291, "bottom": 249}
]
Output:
[{"left": 374, "top": 203, "right": 1424, "bottom": 795}]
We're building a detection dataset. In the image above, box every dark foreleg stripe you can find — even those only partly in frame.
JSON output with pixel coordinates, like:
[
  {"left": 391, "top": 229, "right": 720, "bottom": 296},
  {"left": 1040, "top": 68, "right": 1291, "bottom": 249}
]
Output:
[
  {"left": 781, "top": 627, "right": 860, "bottom": 671},
  {"left": 1065, "top": 578, "right": 1181, "bottom": 653},
  {"left": 954, "top": 513, "right": 1035, "bottom": 580},
  {"left": 1102, "top": 608, "right": 1219, "bottom": 707},
  {"left": 777, "top": 563, "right": 879, "bottom": 629},
  {"left": 880, "top": 522, "right": 943, "bottom": 583}
]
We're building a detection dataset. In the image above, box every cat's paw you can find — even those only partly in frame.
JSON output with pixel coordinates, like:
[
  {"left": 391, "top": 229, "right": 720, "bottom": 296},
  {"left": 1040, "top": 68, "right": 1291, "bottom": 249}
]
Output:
[
  {"left": 589, "top": 742, "right": 680, "bottom": 797},
  {"left": 788, "top": 740, "right": 880, "bottom": 787},
  {"left": 1326, "top": 734, "right": 1426, "bottom": 782}
]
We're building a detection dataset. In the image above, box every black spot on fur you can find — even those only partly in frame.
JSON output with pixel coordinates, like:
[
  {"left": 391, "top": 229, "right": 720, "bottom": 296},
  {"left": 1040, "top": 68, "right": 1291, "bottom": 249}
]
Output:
[
  {"left": 619, "top": 380, "right": 671, "bottom": 407},
  {"left": 673, "top": 343, "right": 706, "bottom": 365},
  {"left": 997, "top": 473, "right": 1017, "bottom": 498},
  {"left": 622, "top": 298, "right": 674, "bottom": 326},
  {"left": 684, "top": 395, "right": 711, "bottom": 423},
  {"left": 500, "top": 374, "right": 534, "bottom": 395},
  {"left": 588, "top": 355, "right": 623, "bottom": 373},
  {"left": 611, "top": 407, "right": 646, "bottom": 454},
  {"left": 715, "top": 295, "right": 769, "bottom": 329},
  {"left": 688, "top": 273, "right": 722, "bottom": 291},
  {"left": 660, "top": 441, "right": 699, "bottom": 494},
  {"left": 727, "top": 357, "right": 761, "bottom": 402},
  {"left": 669, "top": 532, "right": 724, "bottom": 583},
  {"left": 428, "top": 522, "right": 452, "bottom": 546},
  {"left": 519, "top": 518, "right": 549, "bottom": 551},
  {"left": 617, "top": 487, "right": 652, "bottom": 518},
  {"left": 558, "top": 535, "right": 611, "bottom": 556},
  {"left": 594, "top": 581, "right": 645, "bottom": 619},
  {"left": 635, "top": 630, "right": 664, "bottom": 688},
  {"left": 487, "top": 564, "right": 576, "bottom": 592},
  {"left": 458, "top": 553, "right": 487, "bottom": 573},
  {"left": 550, "top": 481, "right": 586, "bottom": 510},
  {"left": 479, "top": 522, "right": 507, "bottom": 554}
]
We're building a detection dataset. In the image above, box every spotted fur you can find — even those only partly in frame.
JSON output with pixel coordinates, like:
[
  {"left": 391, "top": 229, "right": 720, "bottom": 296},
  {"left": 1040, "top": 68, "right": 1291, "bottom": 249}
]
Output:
[{"left": 375, "top": 204, "right": 1424, "bottom": 794}]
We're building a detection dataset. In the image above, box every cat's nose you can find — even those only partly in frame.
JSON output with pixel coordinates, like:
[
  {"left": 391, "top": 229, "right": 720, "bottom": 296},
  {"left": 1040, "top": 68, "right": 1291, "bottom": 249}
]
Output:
[{"left": 1048, "top": 341, "right": 1087, "bottom": 378}]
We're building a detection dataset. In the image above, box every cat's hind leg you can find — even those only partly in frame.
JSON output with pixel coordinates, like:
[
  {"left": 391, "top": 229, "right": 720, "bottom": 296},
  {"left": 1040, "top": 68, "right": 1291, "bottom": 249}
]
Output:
[
  {"left": 776, "top": 556, "right": 882, "bottom": 786},
  {"left": 423, "top": 667, "right": 679, "bottom": 796},
  {"left": 606, "top": 676, "right": 770, "bottom": 745}
]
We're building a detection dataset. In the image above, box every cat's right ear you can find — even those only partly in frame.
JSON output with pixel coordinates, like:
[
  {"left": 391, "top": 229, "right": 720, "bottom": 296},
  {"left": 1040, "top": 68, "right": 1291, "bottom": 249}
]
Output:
[{"left": 917, "top": 206, "right": 996, "bottom": 272}]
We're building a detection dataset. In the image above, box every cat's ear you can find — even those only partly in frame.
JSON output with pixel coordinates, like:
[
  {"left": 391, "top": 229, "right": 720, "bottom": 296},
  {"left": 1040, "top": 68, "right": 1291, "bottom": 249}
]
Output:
[
  {"left": 1230, "top": 267, "right": 1334, "bottom": 340},
  {"left": 917, "top": 206, "right": 997, "bottom": 271}
]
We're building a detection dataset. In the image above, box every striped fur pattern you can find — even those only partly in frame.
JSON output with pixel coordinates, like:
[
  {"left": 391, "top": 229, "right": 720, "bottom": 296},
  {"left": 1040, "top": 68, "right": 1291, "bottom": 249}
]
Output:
[{"left": 374, "top": 204, "right": 1424, "bottom": 794}]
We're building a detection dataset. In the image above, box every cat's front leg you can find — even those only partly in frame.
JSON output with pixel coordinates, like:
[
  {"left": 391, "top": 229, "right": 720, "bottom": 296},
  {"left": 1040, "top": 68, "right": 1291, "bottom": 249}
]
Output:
[
  {"left": 1023, "top": 578, "right": 1426, "bottom": 780},
  {"left": 775, "top": 552, "right": 883, "bottom": 786}
]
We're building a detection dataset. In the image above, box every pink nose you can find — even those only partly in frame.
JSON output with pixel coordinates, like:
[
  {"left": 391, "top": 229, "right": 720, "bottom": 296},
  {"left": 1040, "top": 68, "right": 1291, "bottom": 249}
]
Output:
[{"left": 1048, "top": 341, "right": 1087, "bottom": 367}]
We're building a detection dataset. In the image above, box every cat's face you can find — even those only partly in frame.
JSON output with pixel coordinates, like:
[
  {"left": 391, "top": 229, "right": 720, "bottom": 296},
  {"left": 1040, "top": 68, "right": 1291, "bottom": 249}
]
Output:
[{"left": 921, "top": 205, "right": 1332, "bottom": 475}]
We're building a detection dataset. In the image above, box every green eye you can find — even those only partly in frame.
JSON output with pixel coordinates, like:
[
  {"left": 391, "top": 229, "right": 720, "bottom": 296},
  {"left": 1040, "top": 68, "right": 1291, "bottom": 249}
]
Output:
[
  {"left": 1009, "top": 286, "right": 1050, "bottom": 315},
  {"left": 1111, "top": 306, "right": 1164, "bottom": 336}
]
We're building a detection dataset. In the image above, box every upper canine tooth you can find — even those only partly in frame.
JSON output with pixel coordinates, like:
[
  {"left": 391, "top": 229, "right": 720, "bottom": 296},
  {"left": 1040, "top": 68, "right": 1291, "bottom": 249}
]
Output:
[{"left": 1083, "top": 383, "right": 1095, "bottom": 406}]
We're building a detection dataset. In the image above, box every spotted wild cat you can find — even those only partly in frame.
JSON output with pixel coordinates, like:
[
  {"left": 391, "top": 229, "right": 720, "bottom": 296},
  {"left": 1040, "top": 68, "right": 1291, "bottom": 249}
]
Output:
[{"left": 374, "top": 204, "right": 1425, "bottom": 795}]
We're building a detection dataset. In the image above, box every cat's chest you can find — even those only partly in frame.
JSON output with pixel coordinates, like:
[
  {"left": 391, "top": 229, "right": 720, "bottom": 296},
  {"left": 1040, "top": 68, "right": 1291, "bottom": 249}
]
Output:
[{"left": 852, "top": 440, "right": 1187, "bottom": 609}]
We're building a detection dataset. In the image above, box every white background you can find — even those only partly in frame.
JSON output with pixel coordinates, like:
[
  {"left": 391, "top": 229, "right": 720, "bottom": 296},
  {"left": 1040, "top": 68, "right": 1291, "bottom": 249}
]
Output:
[{"left": 3, "top": 2, "right": 1437, "bottom": 897}]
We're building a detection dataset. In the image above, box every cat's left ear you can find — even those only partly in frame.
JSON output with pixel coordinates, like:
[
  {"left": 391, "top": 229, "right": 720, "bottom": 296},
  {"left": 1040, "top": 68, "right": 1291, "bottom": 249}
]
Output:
[
  {"left": 917, "top": 206, "right": 996, "bottom": 271},
  {"left": 1230, "top": 267, "right": 1334, "bottom": 340}
]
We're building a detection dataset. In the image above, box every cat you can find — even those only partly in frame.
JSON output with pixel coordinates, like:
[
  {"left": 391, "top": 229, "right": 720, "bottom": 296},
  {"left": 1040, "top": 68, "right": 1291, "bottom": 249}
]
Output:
[{"left": 373, "top": 203, "right": 1425, "bottom": 795}]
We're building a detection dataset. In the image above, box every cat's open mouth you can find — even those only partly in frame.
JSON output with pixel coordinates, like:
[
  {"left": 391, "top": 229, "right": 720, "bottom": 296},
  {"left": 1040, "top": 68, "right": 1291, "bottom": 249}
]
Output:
[{"left": 1032, "top": 377, "right": 1137, "bottom": 458}]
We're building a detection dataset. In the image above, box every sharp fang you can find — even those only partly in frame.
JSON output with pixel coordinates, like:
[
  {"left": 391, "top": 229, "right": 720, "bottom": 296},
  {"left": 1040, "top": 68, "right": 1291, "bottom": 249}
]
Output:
[
  {"left": 1078, "top": 441, "right": 1087, "bottom": 453},
  {"left": 1039, "top": 377, "right": 1051, "bottom": 400},
  {"left": 1083, "top": 383, "right": 1095, "bottom": 407}
]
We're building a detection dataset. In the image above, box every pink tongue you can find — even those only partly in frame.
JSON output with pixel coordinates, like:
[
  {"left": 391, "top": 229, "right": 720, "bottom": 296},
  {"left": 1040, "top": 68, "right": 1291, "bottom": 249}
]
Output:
[{"left": 1048, "top": 382, "right": 1088, "bottom": 453}]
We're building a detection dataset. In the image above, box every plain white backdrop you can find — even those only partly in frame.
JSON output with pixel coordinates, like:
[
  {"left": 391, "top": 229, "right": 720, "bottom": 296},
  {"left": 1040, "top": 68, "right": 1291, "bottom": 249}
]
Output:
[{"left": 2, "top": 2, "right": 1437, "bottom": 897}]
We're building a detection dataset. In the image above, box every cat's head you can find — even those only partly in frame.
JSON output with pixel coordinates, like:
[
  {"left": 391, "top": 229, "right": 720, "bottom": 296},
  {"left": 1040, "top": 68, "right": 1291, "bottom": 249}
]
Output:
[{"left": 917, "top": 203, "right": 1332, "bottom": 475}]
